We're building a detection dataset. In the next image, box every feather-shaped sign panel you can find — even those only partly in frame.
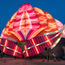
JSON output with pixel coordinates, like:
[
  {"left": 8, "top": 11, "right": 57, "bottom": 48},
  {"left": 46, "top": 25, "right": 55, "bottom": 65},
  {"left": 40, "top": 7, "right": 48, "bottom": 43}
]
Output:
[{"left": 0, "top": 3, "right": 65, "bottom": 58}]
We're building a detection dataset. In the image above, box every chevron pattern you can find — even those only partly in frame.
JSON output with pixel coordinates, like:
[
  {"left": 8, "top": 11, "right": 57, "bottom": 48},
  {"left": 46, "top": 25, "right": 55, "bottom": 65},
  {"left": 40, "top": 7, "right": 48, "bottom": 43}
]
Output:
[{"left": 0, "top": 3, "right": 63, "bottom": 58}]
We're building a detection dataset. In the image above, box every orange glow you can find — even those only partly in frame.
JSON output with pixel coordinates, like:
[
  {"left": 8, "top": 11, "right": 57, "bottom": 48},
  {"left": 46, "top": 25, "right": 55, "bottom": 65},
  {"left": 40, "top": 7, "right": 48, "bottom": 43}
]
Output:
[
  {"left": 3, "top": 40, "right": 8, "bottom": 52},
  {"left": 0, "top": 39, "right": 1, "bottom": 43},
  {"left": 30, "top": 18, "right": 38, "bottom": 22},
  {"left": 45, "top": 35, "right": 52, "bottom": 46},
  {"left": 13, "top": 45, "right": 18, "bottom": 56},
  {"left": 40, "top": 19, "right": 47, "bottom": 25},
  {"left": 29, "top": 27, "right": 47, "bottom": 39},
  {"left": 6, "top": 21, "right": 10, "bottom": 26},
  {"left": 4, "top": 28, "right": 8, "bottom": 34},
  {"left": 33, "top": 7, "right": 45, "bottom": 15},
  {"left": 10, "top": 31, "right": 23, "bottom": 41},
  {"left": 9, "top": 23, "right": 13, "bottom": 29},
  {"left": 46, "top": 13, "right": 53, "bottom": 19},
  {"left": 34, "top": 7, "right": 58, "bottom": 33},
  {"left": 48, "top": 22, "right": 57, "bottom": 28},
  {"left": 31, "top": 39, "right": 39, "bottom": 54},
  {"left": 24, "top": 45, "right": 29, "bottom": 57},
  {"left": 4, "top": 31, "right": 22, "bottom": 42}
]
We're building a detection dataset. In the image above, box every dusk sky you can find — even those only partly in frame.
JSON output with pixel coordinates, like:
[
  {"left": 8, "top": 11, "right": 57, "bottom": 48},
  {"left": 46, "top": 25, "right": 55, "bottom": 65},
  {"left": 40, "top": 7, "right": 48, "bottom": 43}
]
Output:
[{"left": 0, "top": 0, "right": 65, "bottom": 34}]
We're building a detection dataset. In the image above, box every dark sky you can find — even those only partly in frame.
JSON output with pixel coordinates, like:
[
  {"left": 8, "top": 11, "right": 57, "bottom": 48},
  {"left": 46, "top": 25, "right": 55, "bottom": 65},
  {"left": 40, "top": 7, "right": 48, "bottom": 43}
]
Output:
[{"left": 0, "top": 0, "right": 65, "bottom": 34}]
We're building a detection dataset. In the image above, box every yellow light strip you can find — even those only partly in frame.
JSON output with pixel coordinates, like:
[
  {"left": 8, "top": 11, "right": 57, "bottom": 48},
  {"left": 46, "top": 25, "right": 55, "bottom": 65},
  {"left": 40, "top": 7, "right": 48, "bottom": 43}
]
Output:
[
  {"left": 13, "top": 45, "right": 18, "bottom": 56},
  {"left": 3, "top": 40, "right": 8, "bottom": 52},
  {"left": 31, "top": 39, "right": 39, "bottom": 54}
]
